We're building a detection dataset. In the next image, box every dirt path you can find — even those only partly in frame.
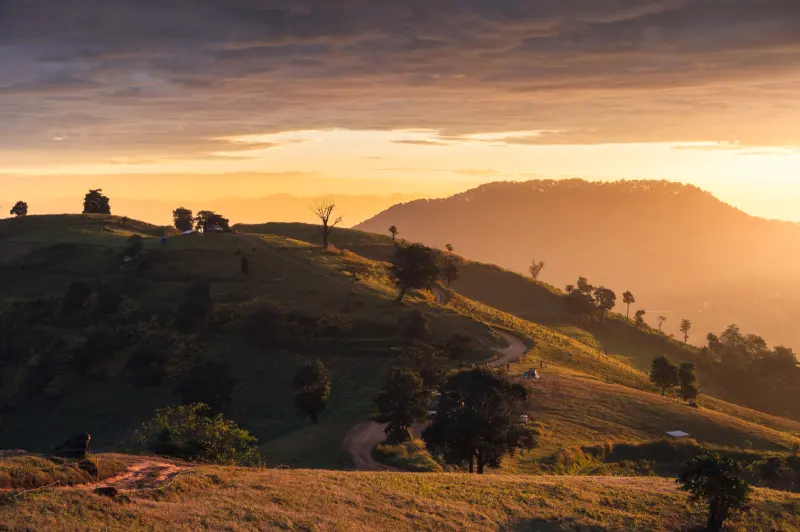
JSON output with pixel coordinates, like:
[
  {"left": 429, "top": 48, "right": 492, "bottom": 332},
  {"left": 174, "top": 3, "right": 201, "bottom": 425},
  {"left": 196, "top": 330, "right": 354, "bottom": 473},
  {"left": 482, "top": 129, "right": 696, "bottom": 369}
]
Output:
[
  {"left": 94, "top": 459, "right": 189, "bottom": 491},
  {"left": 344, "top": 290, "right": 529, "bottom": 471}
]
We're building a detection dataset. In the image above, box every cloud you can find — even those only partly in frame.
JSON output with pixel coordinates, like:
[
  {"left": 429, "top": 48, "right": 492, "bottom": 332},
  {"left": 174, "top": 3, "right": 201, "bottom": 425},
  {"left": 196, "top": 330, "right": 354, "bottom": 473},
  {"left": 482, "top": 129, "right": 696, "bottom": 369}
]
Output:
[
  {"left": 391, "top": 140, "right": 449, "bottom": 146},
  {"left": 1, "top": 0, "right": 799, "bottom": 161}
]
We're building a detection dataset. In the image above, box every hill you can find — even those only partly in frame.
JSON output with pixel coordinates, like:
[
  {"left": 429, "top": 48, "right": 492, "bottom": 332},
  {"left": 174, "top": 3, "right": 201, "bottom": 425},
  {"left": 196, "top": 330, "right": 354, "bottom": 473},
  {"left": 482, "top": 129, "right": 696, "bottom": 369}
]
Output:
[
  {"left": 3, "top": 459, "right": 800, "bottom": 531},
  {"left": 0, "top": 215, "right": 496, "bottom": 466},
  {"left": 355, "top": 179, "right": 800, "bottom": 351}
]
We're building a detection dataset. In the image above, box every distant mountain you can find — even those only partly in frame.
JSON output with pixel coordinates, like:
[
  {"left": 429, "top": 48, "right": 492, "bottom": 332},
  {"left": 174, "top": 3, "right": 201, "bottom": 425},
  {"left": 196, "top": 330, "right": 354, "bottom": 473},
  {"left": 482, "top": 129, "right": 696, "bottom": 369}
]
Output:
[{"left": 357, "top": 179, "right": 800, "bottom": 349}]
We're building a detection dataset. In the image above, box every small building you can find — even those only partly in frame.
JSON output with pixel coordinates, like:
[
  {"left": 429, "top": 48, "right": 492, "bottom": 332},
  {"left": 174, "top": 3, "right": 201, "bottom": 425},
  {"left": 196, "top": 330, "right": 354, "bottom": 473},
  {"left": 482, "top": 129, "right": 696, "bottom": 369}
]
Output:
[{"left": 666, "top": 430, "right": 691, "bottom": 440}]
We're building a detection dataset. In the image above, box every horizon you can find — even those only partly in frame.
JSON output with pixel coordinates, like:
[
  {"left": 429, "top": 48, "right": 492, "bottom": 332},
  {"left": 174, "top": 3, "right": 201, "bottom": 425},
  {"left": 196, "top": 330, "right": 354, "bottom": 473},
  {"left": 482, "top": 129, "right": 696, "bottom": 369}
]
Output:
[{"left": 3, "top": 2, "right": 800, "bottom": 222}]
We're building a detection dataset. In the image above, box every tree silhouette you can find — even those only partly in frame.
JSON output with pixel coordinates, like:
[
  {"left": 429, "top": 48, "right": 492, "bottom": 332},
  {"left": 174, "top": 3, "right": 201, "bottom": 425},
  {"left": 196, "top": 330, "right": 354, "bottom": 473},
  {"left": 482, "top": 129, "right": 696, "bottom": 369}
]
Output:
[
  {"left": 313, "top": 198, "right": 342, "bottom": 249},
  {"left": 389, "top": 243, "right": 440, "bottom": 302},
  {"left": 173, "top": 207, "right": 194, "bottom": 232},
  {"left": 593, "top": 287, "right": 617, "bottom": 323},
  {"left": 371, "top": 367, "right": 429, "bottom": 443},
  {"left": 83, "top": 189, "right": 111, "bottom": 214},
  {"left": 679, "top": 362, "right": 699, "bottom": 402},
  {"left": 680, "top": 319, "right": 693, "bottom": 344},
  {"left": 622, "top": 291, "right": 635, "bottom": 319},
  {"left": 293, "top": 359, "right": 332, "bottom": 424},
  {"left": 677, "top": 452, "right": 751, "bottom": 532},
  {"left": 720, "top": 324, "right": 743, "bottom": 347},
  {"left": 389, "top": 225, "right": 399, "bottom": 241},
  {"left": 529, "top": 258, "right": 545, "bottom": 280},
  {"left": 445, "top": 243, "right": 454, "bottom": 253},
  {"left": 441, "top": 255, "right": 460, "bottom": 287},
  {"left": 194, "top": 211, "right": 230, "bottom": 233},
  {"left": 650, "top": 355, "right": 679, "bottom": 395},
  {"left": 635, "top": 309, "right": 647, "bottom": 328},
  {"left": 399, "top": 342, "right": 448, "bottom": 393},
  {"left": 423, "top": 368, "right": 536, "bottom": 474},
  {"left": 9, "top": 201, "right": 28, "bottom": 217},
  {"left": 658, "top": 315, "right": 667, "bottom": 331}
]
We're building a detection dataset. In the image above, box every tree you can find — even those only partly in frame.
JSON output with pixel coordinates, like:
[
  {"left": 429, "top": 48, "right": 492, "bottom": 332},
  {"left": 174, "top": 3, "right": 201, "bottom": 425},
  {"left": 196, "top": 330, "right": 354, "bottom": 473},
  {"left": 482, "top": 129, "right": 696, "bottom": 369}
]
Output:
[
  {"left": 707, "top": 332, "right": 722, "bottom": 351},
  {"left": 677, "top": 452, "right": 751, "bottom": 532},
  {"left": 9, "top": 201, "right": 28, "bottom": 217},
  {"left": 441, "top": 255, "right": 460, "bottom": 287},
  {"left": 293, "top": 359, "right": 332, "bottom": 424},
  {"left": 593, "top": 287, "right": 617, "bottom": 323},
  {"left": 389, "top": 243, "right": 440, "bottom": 302},
  {"left": 680, "top": 319, "right": 693, "bottom": 344},
  {"left": 173, "top": 207, "right": 194, "bottom": 232},
  {"left": 529, "top": 258, "right": 545, "bottom": 280},
  {"left": 423, "top": 368, "right": 536, "bottom": 474},
  {"left": 576, "top": 277, "right": 594, "bottom": 295},
  {"left": 635, "top": 309, "right": 647, "bottom": 328},
  {"left": 445, "top": 334, "right": 473, "bottom": 366},
  {"left": 445, "top": 243, "right": 454, "bottom": 253},
  {"left": 399, "top": 342, "right": 448, "bottom": 392},
  {"left": 650, "top": 355, "right": 679, "bottom": 395},
  {"left": 372, "top": 367, "right": 429, "bottom": 443},
  {"left": 621, "top": 291, "right": 635, "bottom": 319},
  {"left": 679, "top": 362, "right": 699, "bottom": 402},
  {"left": 658, "top": 315, "right": 668, "bottom": 332},
  {"left": 313, "top": 198, "right": 343, "bottom": 249},
  {"left": 389, "top": 225, "right": 399, "bottom": 241},
  {"left": 720, "top": 324, "right": 743, "bottom": 347},
  {"left": 194, "top": 210, "right": 230, "bottom": 233},
  {"left": 83, "top": 189, "right": 111, "bottom": 214},
  {"left": 137, "top": 403, "right": 260, "bottom": 465}
]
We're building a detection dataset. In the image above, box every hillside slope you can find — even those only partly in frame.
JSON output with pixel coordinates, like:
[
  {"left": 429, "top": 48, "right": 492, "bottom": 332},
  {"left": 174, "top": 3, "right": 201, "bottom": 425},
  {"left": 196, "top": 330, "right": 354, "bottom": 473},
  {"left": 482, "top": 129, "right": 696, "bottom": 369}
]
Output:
[
  {"left": 355, "top": 179, "right": 800, "bottom": 350},
  {"left": 3, "top": 463, "right": 800, "bottom": 531}
]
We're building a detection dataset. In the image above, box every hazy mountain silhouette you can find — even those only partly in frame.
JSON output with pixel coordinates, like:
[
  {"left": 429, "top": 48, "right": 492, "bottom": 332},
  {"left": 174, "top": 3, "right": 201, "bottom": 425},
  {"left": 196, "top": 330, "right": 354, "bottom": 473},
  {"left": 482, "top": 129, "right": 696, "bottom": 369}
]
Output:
[{"left": 357, "top": 179, "right": 800, "bottom": 349}]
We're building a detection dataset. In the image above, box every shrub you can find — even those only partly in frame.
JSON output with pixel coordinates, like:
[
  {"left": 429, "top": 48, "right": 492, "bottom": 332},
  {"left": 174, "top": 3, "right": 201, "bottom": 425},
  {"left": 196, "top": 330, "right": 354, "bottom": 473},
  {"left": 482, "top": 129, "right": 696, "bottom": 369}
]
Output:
[
  {"left": 374, "top": 440, "right": 442, "bottom": 472},
  {"left": 137, "top": 403, "right": 260, "bottom": 465}
]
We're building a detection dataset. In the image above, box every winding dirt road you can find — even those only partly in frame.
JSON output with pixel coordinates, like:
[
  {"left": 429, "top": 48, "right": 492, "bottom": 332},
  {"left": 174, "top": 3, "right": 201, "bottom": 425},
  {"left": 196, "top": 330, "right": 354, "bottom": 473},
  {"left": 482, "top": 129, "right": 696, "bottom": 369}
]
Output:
[{"left": 343, "top": 288, "right": 529, "bottom": 471}]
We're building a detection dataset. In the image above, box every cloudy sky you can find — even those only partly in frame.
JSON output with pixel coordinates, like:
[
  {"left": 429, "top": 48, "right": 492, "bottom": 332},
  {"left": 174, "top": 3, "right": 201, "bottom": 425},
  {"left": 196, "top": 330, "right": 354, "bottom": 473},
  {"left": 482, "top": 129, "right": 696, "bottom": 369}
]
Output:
[{"left": 2, "top": 0, "right": 799, "bottom": 220}]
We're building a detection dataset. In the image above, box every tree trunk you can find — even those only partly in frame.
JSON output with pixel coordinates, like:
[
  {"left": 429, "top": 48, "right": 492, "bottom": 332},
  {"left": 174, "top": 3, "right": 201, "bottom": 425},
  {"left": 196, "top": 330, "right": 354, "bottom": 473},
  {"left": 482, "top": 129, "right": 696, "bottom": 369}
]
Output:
[
  {"left": 322, "top": 224, "right": 329, "bottom": 249},
  {"left": 468, "top": 456, "right": 474, "bottom": 473},
  {"left": 476, "top": 455, "right": 485, "bottom": 475},
  {"left": 396, "top": 287, "right": 407, "bottom": 302},
  {"left": 626, "top": 304, "right": 630, "bottom": 319},
  {"left": 706, "top": 503, "right": 727, "bottom": 532}
]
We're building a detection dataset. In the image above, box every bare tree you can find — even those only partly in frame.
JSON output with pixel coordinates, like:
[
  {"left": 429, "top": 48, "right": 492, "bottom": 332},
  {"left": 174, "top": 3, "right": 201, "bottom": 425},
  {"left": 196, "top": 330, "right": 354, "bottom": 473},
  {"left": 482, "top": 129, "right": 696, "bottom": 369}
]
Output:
[
  {"left": 658, "top": 316, "right": 667, "bottom": 331},
  {"left": 529, "top": 258, "right": 545, "bottom": 280},
  {"left": 312, "top": 198, "right": 343, "bottom": 250}
]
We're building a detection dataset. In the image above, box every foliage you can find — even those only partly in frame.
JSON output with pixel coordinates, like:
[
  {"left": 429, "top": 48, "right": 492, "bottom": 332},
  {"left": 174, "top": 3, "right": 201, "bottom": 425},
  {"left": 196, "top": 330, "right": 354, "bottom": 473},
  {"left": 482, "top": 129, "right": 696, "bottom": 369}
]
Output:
[
  {"left": 389, "top": 225, "right": 398, "bottom": 240},
  {"left": 635, "top": 309, "right": 647, "bottom": 328},
  {"left": 372, "top": 367, "right": 429, "bottom": 443},
  {"left": 423, "top": 368, "right": 537, "bottom": 474},
  {"left": 445, "top": 334, "right": 474, "bottom": 366},
  {"left": 650, "top": 355, "right": 679, "bottom": 395},
  {"left": 292, "top": 359, "right": 332, "bottom": 424},
  {"left": 194, "top": 210, "right": 230, "bottom": 233},
  {"left": 389, "top": 242, "right": 440, "bottom": 302},
  {"left": 399, "top": 342, "right": 448, "bottom": 392},
  {"left": 175, "top": 360, "right": 237, "bottom": 412},
  {"left": 680, "top": 319, "right": 693, "bottom": 343},
  {"left": 312, "top": 198, "right": 343, "bottom": 249},
  {"left": 173, "top": 207, "right": 194, "bottom": 232},
  {"left": 622, "top": 291, "right": 635, "bottom": 318},
  {"left": 529, "top": 258, "right": 545, "bottom": 280},
  {"left": 593, "top": 287, "right": 617, "bottom": 323},
  {"left": 10, "top": 201, "right": 28, "bottom": 217},
  {"left": 82, "top": 189, "right": 111, "bottom": 214},
  {"left": 677, "top": 452, "right": 752, "bottom": 532},
  {"left": 679, "top": 363, "right": 699, "bottom": 401},
  {"left": 374, "top": 439, "right": 442, "bottom": 472},
  {"left": 441, "top": 255, "right": 460, "bottom": 287},
  {"left": 137, "top": 403, "right": 260, "bottom": 465}
]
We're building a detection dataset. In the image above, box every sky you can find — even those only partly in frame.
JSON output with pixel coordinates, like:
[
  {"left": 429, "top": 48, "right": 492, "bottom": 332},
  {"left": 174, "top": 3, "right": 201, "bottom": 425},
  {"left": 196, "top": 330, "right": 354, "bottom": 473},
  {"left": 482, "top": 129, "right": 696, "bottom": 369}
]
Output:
[{"left": 1, "top": 0, "right": 800, "bottom": 221}]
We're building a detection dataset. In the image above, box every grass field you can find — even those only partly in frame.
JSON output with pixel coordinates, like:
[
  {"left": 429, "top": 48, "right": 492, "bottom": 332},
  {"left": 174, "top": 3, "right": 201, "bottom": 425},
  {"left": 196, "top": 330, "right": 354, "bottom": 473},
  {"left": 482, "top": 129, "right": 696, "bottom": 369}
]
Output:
[{"left": 2, "top": 464, "right": 800, "bottom": 531}]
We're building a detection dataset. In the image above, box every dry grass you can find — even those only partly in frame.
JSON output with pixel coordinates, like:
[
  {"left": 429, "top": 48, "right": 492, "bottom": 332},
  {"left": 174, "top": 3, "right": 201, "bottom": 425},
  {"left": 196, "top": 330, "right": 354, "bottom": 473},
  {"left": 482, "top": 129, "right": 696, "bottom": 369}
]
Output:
[
  {"left": 0, "top": 455, "right": 127, "bottom": 490},
  {"left": 2, "top": 466, "right": 800, "bottom": 531}
]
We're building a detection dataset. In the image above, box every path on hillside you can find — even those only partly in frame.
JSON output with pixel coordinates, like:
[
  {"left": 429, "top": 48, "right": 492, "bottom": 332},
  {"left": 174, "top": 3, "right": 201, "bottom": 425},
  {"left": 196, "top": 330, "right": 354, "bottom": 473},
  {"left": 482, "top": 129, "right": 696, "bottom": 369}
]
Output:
[
  {"left": 93, "top": 459, "right": 189, "bottom": 491},
  {"left": 344, "top": 287, "right": 529, "bottom": 471}
]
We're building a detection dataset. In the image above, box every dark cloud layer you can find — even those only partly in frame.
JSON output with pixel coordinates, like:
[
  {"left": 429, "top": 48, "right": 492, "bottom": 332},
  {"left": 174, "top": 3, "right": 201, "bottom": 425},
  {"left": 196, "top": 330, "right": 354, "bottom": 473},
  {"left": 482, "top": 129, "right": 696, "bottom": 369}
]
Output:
[{"left": 1, "top": 0, "right": 799, "bottom": 160}]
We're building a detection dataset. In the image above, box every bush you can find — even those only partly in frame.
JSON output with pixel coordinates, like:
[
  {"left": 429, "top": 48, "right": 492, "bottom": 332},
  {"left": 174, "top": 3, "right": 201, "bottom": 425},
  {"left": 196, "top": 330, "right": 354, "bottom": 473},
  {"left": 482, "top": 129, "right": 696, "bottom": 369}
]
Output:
[
  {"left": 373, "top": 440, "right": 442, "bottom": 472},
  {"left": 136, "top": 403, "right": 260, "bottom": 465}
]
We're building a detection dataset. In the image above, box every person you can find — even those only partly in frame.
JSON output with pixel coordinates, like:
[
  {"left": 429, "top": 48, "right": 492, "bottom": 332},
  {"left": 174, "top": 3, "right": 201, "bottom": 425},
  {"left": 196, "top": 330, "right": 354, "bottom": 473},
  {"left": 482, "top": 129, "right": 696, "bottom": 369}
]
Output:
[{"left": 161, "top": 236, "right": 167, "bottom": 244}]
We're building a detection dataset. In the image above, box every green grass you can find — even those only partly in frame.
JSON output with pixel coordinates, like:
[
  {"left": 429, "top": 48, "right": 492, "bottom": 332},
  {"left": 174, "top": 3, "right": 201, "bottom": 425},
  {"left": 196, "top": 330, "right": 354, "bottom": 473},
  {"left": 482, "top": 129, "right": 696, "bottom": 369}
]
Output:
[
  {"left": 374, "top": 439, "right": 442, "bottom": 472},
  {"left": 3, "top": 465, "right": 800, "bottom": 531}
]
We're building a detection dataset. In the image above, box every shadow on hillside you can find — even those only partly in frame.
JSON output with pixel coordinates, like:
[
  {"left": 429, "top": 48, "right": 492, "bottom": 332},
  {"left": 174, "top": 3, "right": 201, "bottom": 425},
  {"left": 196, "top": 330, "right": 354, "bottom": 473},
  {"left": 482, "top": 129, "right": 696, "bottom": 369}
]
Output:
[{"left": 508, "top": 517, "right": 611, "bottom": 531}]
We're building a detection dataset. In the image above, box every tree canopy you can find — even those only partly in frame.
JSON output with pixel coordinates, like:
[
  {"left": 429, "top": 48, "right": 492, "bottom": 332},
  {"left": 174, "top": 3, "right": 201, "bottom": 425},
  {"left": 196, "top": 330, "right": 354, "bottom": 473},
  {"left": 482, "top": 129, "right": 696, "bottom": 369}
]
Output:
[
  {"left": 371, "top": 367, "right": 429, "bottom": 443},
  {"left": 10, "top": 201, "right": 28, "bottom": 217},
  {"left": 389, "top": 225, "right": 399, "bottom": 240},
  {"left": 680, "top": 319, "right": 693, "bottom": 343},
  {"left": 293, "top": 359, "right": 332, "bottom": 424},
  {"left": 194, "top": 210, "right": 230, "bottom": 233},
  {"left": 529, "top": 258, "right": 545, "bottom": 280},
  {"left": 173, "top": 207, "right": 194, "bottom": 232},
  {"left": 650, "top": 355, "right": 679, "bottom": 395},
  {"left": 423, "top": 368, "right": 536, "bottom": 474},
  {"left": 441, "top": 255, "right": 460, "bottom": 287},
  {"left": 622, "top": 291, "right": 635, "bottom": 318},
  {"left": 679, "top": 362, "right": 699, "bottom": 401},
  {"left": 83, "top": 189, "right": 111, "bottom": 214},
  {"left": 389, "top": 242, "right": 440, "bottom": 302}
]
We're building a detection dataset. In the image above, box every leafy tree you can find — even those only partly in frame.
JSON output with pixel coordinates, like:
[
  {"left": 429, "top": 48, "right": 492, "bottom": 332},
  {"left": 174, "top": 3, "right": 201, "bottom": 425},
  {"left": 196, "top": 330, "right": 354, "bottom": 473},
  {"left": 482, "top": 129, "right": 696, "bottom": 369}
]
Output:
[
  {"left": 389, "top": 243, "right": 440, "bottom": 302},
  {"left": 176, "top": 360, "right": 237, "bottom": 412},
  {"left": 720, "top": 324, "right": 743, "bottom": 347},
  {"left": 576, "top": 277, "right": 594, "bottom": 295},
  {"left": 423, "top": 368, "right": 536, "bottom": 474},
  {"left": 650, "top": 355, "right": 679, "bottom": 395},
  {"left": 679, "top": 362, "right": 699, "bottom": 402},
  {"left": 445, "top": 334, "right": 473, "bottom": 366},
  {"left": 83, "top": 189, "right": 111, "bottom": 214},
  {"left": 593, "top": 287, "right": 617, "bottom": 323},
  {"left": 10, "top": 201, "right": 28, "bottom": 217},
  {"left": 680, "top": 319, "right": 693, "bottom": 344},
  {"left": 635, "top": 309, "right": 647, "bottom": 328},
  {"left": 173, "top": 207, "right": 194, "bottom": 232},
  {"left": 137, "top": 403, "right": 259, "bottom": 465},
  {"left": 399, "top": 342, "right": 448, "bottom": 392},
  {"left": 622, "top": 291, "right": 635, "bottom": 319},
  {"left": 658, "top": 315, "right": 667, "bottom": 331},
  {"left": 677, "top": 452, "right": 751, "bottom": 532},
  {"left": 194, "top": 210, "right": 230, "bottom": 233},
  {"left": 312, "top": 198, "right": 342, "bottom": 249},
  {"left": 441, "top": 255, "right": 460, "bottom": 287},
  {"left": 293, "top": 359, "right": 332, "bottom": 424},
  {"left": 372, "top": 367, "right": 429, "bottom": 443},
  {"left": 389, "top": 225, "right": 399, "bottom": 241},
  {"left": 529, "top": 258, "right": 545, "bottom": 280},
  {"left": 445, "top": 243, "right": 454, "bottom": 253}
]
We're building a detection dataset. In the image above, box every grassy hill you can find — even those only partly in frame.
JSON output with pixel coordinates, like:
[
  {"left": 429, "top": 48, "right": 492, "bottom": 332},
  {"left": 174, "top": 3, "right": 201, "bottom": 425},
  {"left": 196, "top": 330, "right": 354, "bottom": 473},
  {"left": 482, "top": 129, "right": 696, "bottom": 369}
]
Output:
[{"left": 3, "top": 462, "right": 800, "bottom": 531}]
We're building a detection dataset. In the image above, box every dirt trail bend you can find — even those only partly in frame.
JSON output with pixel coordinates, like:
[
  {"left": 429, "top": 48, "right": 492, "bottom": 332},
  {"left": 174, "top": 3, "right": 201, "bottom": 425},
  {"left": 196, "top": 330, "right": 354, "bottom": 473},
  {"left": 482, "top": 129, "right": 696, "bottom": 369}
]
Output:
[{"left": 95, "top": 459, "right": 189, "bottom": 491}]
